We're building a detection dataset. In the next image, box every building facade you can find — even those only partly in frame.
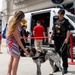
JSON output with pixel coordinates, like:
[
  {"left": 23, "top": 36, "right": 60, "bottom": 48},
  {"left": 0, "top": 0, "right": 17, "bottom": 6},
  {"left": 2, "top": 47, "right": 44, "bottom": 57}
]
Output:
[{"left": 2, "top": 0, "right": 75, "bottom": 26}]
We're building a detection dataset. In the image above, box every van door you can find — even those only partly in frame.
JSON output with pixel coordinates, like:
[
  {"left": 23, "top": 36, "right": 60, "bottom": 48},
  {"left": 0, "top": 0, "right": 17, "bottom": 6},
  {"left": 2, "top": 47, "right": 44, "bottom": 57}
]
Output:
[
  {"left": 25, "top": 13, "right": 31, "bottom": 32},
  {"left": 31, "top": 11, "right": 50, "bottom": 46},
  {"left": 49, "top": 10, "right": 57, "bottom": 46},
  {"left": 25, "top": 13, "right": 31, "bottom": 45}
]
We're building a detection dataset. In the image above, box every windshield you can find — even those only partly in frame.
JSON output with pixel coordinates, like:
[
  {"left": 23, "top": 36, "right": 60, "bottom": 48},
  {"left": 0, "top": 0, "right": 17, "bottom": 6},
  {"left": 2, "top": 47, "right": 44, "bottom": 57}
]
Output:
[{"left": 67, "top": 15, "right": 75, "bottom": 23}]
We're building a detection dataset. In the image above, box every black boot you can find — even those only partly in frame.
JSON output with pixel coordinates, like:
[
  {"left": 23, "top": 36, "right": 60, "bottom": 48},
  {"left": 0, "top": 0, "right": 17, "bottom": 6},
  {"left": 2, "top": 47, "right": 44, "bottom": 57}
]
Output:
[
  {"left": 62, "top": 68, "right": 68, "bottom": 74},
  {"left": 54, "top": 65, "right": 59, "bottom": 72}
]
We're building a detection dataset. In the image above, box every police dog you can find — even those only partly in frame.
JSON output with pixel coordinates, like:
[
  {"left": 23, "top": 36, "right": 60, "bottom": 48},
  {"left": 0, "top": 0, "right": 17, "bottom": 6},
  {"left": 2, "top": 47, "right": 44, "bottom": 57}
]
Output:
[{"left": 27, "top": 47, "right": 62, "bottom": 75}]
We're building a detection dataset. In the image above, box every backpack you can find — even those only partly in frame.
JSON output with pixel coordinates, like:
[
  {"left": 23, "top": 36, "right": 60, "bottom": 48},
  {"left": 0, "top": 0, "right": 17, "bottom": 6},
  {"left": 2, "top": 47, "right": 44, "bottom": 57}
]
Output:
[{"left": 2, "top": 24, "right": 8, "bottom": 39}]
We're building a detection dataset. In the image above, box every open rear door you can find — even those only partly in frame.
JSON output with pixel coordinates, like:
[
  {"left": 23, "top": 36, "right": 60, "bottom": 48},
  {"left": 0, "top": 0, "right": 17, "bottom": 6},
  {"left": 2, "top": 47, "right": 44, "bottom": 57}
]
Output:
[{"left": 31, "top": 11, "right": 50, "bottom": 46}]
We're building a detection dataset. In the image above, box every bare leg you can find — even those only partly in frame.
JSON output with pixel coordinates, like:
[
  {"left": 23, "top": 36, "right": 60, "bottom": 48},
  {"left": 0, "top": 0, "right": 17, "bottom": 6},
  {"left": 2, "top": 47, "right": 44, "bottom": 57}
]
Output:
[
  {"left": 7, "top": 56, "right": 13, "bottom": 75},
  {"left": 12, "top": 56, "right": 20, "bottom": 75}
]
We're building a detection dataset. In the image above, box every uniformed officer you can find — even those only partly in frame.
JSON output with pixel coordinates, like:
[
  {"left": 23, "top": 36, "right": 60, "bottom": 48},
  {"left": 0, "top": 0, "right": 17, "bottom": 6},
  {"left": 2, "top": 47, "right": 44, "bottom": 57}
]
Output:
[
  {"left": 20, "top": 20, "right": 28, "bottom": 57},
  {"left": 50, "top": 9, "right": 70, "bottom": 74}
]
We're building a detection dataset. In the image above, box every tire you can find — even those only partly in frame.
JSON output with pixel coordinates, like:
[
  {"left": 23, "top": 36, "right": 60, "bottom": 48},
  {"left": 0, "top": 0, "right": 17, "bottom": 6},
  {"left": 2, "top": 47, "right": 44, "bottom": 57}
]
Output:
[{"left": 51, "top": 0, "right": 64, "bottom": 4}]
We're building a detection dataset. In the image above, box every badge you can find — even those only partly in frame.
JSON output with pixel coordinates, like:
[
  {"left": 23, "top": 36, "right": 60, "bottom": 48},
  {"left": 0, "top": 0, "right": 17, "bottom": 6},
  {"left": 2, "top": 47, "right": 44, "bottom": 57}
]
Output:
[
  {"left": 56, "top": 25, "right": 58, "bottom": 27},
  {"left": 57, "top": 25, "right": 60, "bottom": 28},
  {"left": 57, "top": 30, "right": 60, "bottom": 33}
]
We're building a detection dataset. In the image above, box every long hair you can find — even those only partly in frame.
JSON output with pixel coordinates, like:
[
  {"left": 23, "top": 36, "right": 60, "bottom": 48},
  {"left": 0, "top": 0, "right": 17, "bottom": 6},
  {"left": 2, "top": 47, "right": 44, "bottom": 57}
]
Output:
[{"left": 7, "top": 11, "right": 25, "bottom": 35}]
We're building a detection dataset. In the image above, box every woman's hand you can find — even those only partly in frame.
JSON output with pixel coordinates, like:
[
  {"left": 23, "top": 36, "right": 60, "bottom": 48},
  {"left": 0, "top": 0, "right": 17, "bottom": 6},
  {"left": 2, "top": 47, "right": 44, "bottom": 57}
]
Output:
[
  {"left": 64, "top": 38, "right": 68, "bottom": 44},
  {"left": 24, "top": 49, "right": 29, "bottom": 56}
]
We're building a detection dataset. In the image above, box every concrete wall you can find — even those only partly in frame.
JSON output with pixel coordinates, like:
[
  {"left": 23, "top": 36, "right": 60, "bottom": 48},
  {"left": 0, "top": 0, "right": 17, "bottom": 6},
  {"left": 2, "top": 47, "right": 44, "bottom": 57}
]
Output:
[
  {"left": 2, "top": 0, "right": 75, "bottom": 26},
  {"left": 11, "top": 0, "right": 75, "bottom": 12}
]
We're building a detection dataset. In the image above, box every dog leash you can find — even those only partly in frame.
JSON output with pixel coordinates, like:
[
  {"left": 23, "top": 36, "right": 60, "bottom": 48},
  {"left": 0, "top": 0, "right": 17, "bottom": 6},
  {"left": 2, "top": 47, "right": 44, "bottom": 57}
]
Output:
[
  {"left": 60, "top": 42, "right": 68, "bottom": 75},
  {"left": 56, "top": 42, "right": 68, "bottom": 56},
  {"left": 54, "top": 42, "right": 68, "bottom": 75},
  {"left": 60, "top": 43, "right": 67, "bottom": 53}
]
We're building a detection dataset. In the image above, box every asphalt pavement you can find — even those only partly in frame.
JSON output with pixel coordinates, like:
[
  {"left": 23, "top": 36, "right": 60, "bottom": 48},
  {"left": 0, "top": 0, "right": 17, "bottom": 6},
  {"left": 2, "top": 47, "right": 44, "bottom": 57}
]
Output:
[{"left": 0, "top": 39, "right": 75, "bottom": 75}]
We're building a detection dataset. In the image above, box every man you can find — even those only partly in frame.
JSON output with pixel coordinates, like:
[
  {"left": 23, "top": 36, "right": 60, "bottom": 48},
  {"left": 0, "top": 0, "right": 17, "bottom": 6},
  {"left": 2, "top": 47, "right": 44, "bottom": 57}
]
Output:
[
  {"left": 20, "top": 20, "right": 28, "bottom": 57},
  {"left": 33, "top": 21, "right": 46, "bottom": 51},
  {"left": 50, "top": 9, "right": 70, "bottom": 74}
]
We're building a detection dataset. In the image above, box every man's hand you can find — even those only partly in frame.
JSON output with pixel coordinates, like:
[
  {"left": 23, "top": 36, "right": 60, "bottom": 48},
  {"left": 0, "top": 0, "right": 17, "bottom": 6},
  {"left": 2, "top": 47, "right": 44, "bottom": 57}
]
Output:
[
  {"left": 44, "top": 38, "right": 46, "bottom": 42},
  {"left": 24, "top": 39, "right": 26, "bottom": 43},
  {"left": 49, "top": 38, "right": 52, "bottom": 44}
]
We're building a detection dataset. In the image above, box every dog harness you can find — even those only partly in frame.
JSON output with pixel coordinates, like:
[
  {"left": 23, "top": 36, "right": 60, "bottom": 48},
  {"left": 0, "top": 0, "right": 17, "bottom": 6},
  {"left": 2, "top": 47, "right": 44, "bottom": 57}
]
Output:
[{"left": 33, "top": 49, "right": 48, "bottom": 62}]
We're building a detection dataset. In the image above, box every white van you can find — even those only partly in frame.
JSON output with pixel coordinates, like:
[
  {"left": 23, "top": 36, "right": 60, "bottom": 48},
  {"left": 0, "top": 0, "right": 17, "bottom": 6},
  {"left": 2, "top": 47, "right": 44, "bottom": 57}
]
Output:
[{"left": 25, "top": 8, "right": 75, "bottom": 46}]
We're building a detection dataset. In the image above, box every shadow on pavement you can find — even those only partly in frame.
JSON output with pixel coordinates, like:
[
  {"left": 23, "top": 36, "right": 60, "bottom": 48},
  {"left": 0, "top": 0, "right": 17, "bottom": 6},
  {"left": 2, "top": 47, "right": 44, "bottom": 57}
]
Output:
[{"left": 68, "top": 71, "right": 75, "bottom": 74}]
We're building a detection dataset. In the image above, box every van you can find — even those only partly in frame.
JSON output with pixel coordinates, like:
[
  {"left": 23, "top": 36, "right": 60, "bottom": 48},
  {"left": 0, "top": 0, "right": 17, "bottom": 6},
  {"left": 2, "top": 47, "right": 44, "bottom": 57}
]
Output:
[
  {"left": 25, "top": 8, "right": 75, "bottom": 44},
  {"left": 25, "top": 8, "right": 75, "bottom": 57}
]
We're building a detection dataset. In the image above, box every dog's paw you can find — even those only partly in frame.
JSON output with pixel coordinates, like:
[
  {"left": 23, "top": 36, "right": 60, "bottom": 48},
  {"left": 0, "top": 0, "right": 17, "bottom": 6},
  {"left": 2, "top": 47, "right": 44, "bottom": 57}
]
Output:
[{"left": 59, "top": 67, "right": 62, "bottom": 72}]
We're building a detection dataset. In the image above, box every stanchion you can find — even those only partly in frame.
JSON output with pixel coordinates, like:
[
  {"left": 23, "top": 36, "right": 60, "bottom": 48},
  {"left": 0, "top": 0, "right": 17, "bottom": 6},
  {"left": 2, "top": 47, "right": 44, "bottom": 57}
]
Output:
[
  {"left": 0, "top": 35, "right": 2, "bottom": 54},
  {"left": 0, "top": 44, "right": 2, "bottom": 54},
  {"left": 68, "top": 34, "right": 75, "bottom": 65},
  {"left": 0, "top": 52, "right": 2, "bottom": 54}
]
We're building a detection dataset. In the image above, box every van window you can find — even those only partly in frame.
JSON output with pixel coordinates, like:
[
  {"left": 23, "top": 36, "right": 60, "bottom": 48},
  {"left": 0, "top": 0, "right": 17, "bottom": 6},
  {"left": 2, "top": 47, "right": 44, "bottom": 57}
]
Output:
[
  {"left": 53, "top": 16, "right": 58, "bottom": 23},
  {"left": 67, "top": 15, "right": 75, "bottom": 23}
]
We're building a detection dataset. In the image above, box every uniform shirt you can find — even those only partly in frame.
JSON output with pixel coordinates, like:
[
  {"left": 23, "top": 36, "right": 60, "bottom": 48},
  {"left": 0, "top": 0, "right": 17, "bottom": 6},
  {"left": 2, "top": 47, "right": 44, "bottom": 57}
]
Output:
[
  {"left": 33, "top": 25, "right": 45, "bottom": 40},
  {"left": 20, "top": 29, "right": 28, "bottom": 42},
  {"left": 21, "top": 29, "right": 28, "bottom": 37},
  {"left": 52, "top": 18, "right": 70, "bottom": 38}
]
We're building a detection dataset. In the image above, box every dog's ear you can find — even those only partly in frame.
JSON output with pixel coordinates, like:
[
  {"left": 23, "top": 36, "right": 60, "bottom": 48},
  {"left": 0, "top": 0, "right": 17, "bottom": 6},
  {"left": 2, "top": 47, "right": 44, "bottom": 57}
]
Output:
[
  {"left": 27, "top": 48, "right": 31, "bottom": 53},
  {"left": 32, "top": 48, "right": 36, "bottom": 55}
]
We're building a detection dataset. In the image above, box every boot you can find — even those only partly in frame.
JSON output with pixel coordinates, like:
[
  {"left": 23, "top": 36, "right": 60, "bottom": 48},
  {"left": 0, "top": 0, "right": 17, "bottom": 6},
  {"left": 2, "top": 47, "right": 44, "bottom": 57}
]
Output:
[{"left": 62, "top": 68, "right": 68, "bottom": 74}]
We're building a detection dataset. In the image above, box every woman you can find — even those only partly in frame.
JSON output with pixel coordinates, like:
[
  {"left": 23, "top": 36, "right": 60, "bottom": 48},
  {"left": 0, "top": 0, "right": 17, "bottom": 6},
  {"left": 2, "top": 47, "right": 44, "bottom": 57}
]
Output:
[{"left": 6, "top": 11, "right": 28, "bottom": 75}]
